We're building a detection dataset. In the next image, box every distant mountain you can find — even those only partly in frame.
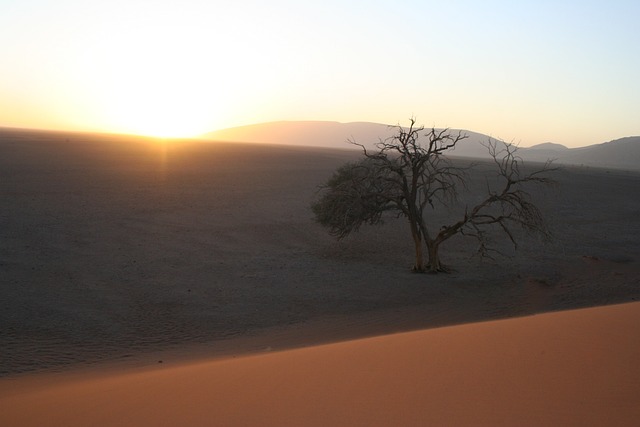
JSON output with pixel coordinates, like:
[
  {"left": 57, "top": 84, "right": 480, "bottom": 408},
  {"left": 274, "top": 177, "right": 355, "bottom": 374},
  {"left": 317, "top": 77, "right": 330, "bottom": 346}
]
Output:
[
  {"left": 561, "top": 137, "right": 640, "bottom": 170},
  {"left": 204, "top": 121, "right": 503, "bottom": 155},
  {"left": 527, "top": 142, "right": 569, "bottom": 151},
  {"left": 204, "top": 121, "right": 394, "bottom": 149},
  {"left": 203, "top": 122, "right": 640, "bottom": 171},
  {"left": 516, "top": 137, "right": 640, "bottom": 170},
  {"left": 518, "top": 143, "right": 570, "bottom": 165}
]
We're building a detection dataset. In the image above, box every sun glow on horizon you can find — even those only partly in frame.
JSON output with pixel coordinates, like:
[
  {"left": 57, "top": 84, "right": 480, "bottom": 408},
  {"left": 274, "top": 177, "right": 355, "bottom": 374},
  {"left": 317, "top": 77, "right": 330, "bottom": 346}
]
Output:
[
  {"left": 67, "top": 9, "right": 237, "bottom": 139},
  {"left": 100, "top": 92, "right": 223, "bottom": 139},
  {"left": 1, "top": 1, "right": 638, "bottom": 146}
]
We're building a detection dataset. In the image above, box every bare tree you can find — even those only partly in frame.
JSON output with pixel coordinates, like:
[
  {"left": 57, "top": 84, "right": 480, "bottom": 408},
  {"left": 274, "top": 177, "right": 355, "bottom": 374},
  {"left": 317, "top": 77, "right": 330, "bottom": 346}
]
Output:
[{"left": 311, "top": 119, "right": 556, "bottom": 273}]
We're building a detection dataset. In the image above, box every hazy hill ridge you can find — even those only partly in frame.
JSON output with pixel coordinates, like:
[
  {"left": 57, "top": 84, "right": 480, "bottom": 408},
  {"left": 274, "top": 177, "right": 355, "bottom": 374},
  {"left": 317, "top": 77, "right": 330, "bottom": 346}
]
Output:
[{"left": 204, "top": 121, "right": 640, "bottom": 171}]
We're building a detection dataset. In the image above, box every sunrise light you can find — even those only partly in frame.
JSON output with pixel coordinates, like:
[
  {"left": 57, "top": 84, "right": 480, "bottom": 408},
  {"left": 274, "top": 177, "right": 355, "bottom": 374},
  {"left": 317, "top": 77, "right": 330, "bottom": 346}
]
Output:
[{"left": 0, "top": 1, "right": 638, "bottom": 145}]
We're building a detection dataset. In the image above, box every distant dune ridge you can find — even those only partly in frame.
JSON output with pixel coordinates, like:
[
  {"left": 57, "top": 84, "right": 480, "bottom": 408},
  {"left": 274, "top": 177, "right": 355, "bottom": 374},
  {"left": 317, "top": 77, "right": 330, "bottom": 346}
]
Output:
[
  {"left": 204, "top": 121, "right": 640, "bottom": 170},
  {"left": 203, "top": 120, "right": 395, "bottom": 149}
]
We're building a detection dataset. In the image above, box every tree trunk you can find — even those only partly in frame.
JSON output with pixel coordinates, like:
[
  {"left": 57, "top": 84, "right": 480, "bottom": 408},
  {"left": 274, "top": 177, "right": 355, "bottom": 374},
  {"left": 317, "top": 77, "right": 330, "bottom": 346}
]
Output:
[
  {"left": 426, "top": 240, "right": 444, "bottom": 273},
  {"left": 409, "top": 221, "right": 425, "bottom": 272},
  {"left": 412, "top": 232, "right": 424, "bottom": 272}
]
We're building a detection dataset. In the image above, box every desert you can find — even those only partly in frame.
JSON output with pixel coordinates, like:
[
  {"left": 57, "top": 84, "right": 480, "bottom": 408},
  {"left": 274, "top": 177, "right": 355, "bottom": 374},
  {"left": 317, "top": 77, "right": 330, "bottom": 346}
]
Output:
[{"left": 1, "top": 127, "right": 639, "bottom": 425}]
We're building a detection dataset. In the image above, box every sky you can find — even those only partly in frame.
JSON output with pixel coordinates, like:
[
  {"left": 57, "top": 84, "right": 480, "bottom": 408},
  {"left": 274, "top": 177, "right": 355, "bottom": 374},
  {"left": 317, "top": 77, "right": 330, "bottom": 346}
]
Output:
[{"left": 1, "top": 0, "right": 638, "bottom": 147}]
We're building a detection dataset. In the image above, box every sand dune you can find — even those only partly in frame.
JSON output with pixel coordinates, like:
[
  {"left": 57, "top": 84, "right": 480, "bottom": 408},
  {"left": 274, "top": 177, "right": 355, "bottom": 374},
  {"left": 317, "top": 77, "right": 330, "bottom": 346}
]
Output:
[{"left": 1, "top": 301, "right": 639, "bottom": 426}]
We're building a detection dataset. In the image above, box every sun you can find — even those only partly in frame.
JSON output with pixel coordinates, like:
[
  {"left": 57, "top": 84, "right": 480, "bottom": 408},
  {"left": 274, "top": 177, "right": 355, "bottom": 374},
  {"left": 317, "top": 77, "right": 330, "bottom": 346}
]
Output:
[
  {"left": 96, "top": 75, "right": 223, "bottom": 138},
  {"left": 98, "top": 85, "right": 226, "bottom": 139},
  {"left": 115, "top": 102, "right": 213, "bottom": 139},
  {"left": 65, "top": 8, "right": 284, "bottom": 139},
  {"left": 78, "top": 28, "right": 232, "bottom": 139}
]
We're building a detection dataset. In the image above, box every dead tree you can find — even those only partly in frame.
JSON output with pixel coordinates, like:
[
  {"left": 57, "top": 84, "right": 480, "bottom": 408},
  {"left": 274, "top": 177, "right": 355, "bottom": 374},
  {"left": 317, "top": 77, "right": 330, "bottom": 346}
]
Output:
[{"left": 311, "top": 118, "right": 556, "bottom": 273}]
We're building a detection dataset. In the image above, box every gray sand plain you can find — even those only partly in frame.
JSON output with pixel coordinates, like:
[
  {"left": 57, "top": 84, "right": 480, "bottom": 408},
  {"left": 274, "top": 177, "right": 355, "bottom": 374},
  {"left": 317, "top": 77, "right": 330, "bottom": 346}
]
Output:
[{"left": 1, "top": 129, "right": 639, "bottom": 375}]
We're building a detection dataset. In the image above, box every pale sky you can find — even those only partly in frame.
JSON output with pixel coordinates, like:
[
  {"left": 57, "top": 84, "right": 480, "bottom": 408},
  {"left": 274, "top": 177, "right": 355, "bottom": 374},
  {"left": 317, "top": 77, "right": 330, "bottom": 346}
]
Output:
[{"left": 1, "top": 0, "right": 638, "bottom": 147}]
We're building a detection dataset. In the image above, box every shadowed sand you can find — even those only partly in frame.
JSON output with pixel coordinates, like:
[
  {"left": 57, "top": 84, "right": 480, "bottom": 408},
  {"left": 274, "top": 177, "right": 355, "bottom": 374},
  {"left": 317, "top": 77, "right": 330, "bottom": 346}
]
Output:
[
  {"left": 1, "top": 301, "right": 639, "bottom": 426},
  {"left": 0, "top": 129, "right": 639, "bottom": 424},
  {"left": 2, "top": 129, "right": 639, "bottom": 375}
]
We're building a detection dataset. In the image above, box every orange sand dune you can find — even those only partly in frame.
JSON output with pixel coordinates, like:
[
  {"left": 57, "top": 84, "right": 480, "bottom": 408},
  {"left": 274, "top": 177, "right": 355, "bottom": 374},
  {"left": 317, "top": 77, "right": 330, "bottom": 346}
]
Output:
[{"left": 1, "top": 302, "right": 639, "bottom": 427}]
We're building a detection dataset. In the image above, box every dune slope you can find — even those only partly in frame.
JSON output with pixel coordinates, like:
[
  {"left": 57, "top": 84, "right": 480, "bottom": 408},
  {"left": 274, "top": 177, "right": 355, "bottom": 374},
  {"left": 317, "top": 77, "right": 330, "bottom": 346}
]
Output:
[{"left": 1, "top": 302, "right": 639, "bottom": 427}]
